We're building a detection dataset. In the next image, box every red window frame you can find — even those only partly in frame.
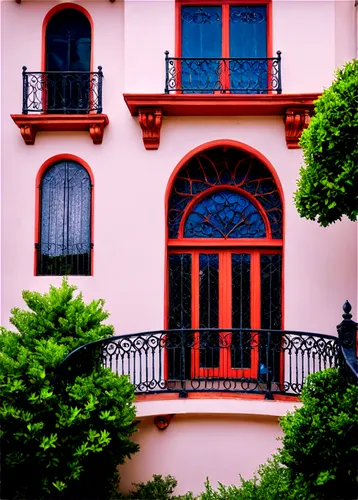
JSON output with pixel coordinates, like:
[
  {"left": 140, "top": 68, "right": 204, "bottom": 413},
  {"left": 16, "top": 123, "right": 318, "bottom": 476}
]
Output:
[
  {"left": 175, "top": 0, "right": 273, "bottom": 92},
  {"left": 164, "top": 140, "right": 284, "bottom": 383},
  {"left": 175, "top": 0, "right": 273, "bottom": 59}
]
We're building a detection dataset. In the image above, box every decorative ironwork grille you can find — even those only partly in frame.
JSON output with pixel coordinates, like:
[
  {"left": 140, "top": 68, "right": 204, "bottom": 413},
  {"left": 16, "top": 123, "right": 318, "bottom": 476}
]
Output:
[
  {"left": 37, "top": 160, "right": 92, "bottom": 276},
  {"left": 168, "top": 147, "right": 283, "bottom": 239},
  {"left": 55, "top": 328, "right": 341, "bottom": 398},
  {"left": 21, "top": 67, "right": 103, "bottom": 114},
  {"left": 165, "top": 53, "right": 282, "bottom": 94}
]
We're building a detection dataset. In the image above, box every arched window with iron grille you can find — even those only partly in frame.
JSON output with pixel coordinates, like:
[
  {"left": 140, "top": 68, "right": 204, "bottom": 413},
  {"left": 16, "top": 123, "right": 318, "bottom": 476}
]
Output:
[
  {"left": 36, "top": 159, "right": 92, "bottom": 276},
  {"left": 166, "top": 143, "right": 283, "bottom": 382}
]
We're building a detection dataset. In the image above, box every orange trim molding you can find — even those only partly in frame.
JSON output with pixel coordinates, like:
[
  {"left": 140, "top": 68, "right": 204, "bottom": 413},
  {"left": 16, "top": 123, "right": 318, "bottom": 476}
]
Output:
[
  {"left": 123, "top": 93, "right": 319, "bottom": 150},
  {"left": 138, "top": 108, "right": 163, "bottom": 150},
  {"left": 11, "top": 114, "right": 109, "bottom": 145},
  {"left": 284, "top": 108, "right": 311, "bottom": 149}
]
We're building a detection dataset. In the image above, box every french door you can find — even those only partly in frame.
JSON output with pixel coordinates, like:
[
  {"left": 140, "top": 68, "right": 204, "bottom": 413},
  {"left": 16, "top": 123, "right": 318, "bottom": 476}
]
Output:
[
  {"left": 168, "top": 248, "right": 282, "bottom": 380},
  {"left": 180, "top": 4, "right": 268, "bottom": 93}
]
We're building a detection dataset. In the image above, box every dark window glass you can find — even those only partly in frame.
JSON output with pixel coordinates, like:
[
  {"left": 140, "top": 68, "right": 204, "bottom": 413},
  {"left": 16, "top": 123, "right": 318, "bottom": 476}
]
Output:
[
  {"left": 260, "top": 254, "right": 282, "bottom": 381},
  {"left": 231, "top": 253, "right": 251, "bottom": 368},
  {"left": 46, "top": 9, "right": 91, "bottom": 112},
  {"left": 184, "top": 190, "right": 266, "bottom": 238},
  {"left": 169, "top": 254, "right": 192, "bottom": 329},
  {"left": 199, "top": 254, "right": 219, "bottom": 368},
  {"left": 38, "top": 160, "right": 92, "bottom": 276},
  {"left": 168, "top": 254, "right": 192, "bottom": 379}
]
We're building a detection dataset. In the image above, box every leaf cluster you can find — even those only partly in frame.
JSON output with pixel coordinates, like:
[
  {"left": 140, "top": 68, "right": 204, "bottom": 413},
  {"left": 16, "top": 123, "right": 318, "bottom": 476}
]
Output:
[
  {"left": 294, "top": 59, "right": 358, "bottom": 226},
  {"left": 0, "top": 279, "right": 139, "bottom": 500}
]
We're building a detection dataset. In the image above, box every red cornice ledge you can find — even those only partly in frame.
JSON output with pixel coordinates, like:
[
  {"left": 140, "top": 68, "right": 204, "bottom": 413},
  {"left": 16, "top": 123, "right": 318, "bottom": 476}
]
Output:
[
  {"left": 123, "top": 93, "right": 320, "bottom": 150},
  {"left": 11, "top": 114, "right": 109, "bottom": 145}
]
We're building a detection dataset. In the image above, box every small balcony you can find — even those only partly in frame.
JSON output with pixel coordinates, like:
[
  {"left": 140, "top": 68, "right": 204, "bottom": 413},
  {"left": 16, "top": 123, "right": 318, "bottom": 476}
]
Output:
[
  {"left": 164, "top": 51, "right": 282, "bottom": 95},
  {"left": 11, "top": 66, "right": 109, "bottom": 145},
  {"left": 21, "top": 67, "right": 103, "bottom": 114}
]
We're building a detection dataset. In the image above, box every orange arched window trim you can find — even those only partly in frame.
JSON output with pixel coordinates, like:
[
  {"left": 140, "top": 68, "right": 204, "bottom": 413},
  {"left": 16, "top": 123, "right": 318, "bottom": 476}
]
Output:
[
  {"left": 34, "top": 154, "right": 95, "bottom": 276},
  {"left": 41, "top": 3, "right": 94, "bottom": 73}
]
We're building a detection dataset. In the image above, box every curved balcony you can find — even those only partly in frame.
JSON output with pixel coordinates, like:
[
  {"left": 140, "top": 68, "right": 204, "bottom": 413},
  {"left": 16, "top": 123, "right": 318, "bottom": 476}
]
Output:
[{"left": 55, "top": 328, "right": 344, "bottom": 400}]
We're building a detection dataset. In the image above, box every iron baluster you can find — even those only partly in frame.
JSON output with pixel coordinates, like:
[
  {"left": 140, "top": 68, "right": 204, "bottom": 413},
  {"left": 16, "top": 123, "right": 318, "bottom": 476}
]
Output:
[
  {"left": 337, "top": 301, "right": 358, "bottom": 380},
  {"left": 22, "top": 66, "right": 28, "bottom": 114},
  {"left": 97, "top": 66, "right": 103, "bottom": 113},
  {"left": 179, "top": 329, "right": 188, "bottom": 397},
  {"left": 165, "top": 51, "right": 170, "bottom": 94},
  {"left": 264, "top": 331, "right": 273, "bottom": 400},
  {"left": 276, "top": 51, "right": 282, "bottom": 94}
]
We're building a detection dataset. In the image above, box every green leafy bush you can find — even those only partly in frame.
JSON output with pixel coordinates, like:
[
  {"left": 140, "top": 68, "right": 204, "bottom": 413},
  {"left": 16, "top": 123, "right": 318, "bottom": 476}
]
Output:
[
  {"left": 294, "top": 59, "right": 358, "bottom": 226},
  {"left": 280, "top": 368, "right": 358, "bottom": 499},
  {"left": 127, "top": 474, "right": 178, "bottom": 499},
  {"left": 0, "top": 279, "right": 139, "bottom": 500}
]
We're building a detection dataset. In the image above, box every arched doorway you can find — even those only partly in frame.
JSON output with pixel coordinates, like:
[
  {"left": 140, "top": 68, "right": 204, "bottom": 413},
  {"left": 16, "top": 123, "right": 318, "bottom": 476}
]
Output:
[{"left": 166, "top": 143, "right": 283, "bottom": 382}]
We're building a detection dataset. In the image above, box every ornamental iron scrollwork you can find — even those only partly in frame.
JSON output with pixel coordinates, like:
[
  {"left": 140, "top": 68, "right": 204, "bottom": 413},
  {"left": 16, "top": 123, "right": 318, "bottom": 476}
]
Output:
[
  {"left": 168, "top": 147, "right": 283, "bottom": 239},
  {"left": 230, "top": 6, "right": 266, "bottom": 24},
  {"left": 55, "top": 327, "right": 342, "bottom": 398},
  {"left": 182, "top": 6, "right": 221, "bottom": 24},
  {"left": 164, "top": 52, "right": 282, "bottom": 94},
  {"left": 21, "top": 66, "right": 103, "bottom": 114}
]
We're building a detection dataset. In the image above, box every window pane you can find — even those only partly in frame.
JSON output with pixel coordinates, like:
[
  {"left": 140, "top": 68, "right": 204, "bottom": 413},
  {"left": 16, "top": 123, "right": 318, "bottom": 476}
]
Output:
[
  {"left": 260, "top": 254, "right": 282, "bottom": 381},
  {"left": 231, "top": 254, "right": 251, "bottom": 368},
  {"left": 199, "top": 254, "right": 219, "bottom": 368},
  {"left": 181, "top": 6, "right": 222, "bottom": 93},
  {"left": 184, "top": 190, "right": 266, "bottom": 238},
  {"left": 168, "top": 254, "right": 192, "bottom": 380},
  {"left": 229, "top": 6, "right": 267, "bottom": 93},
  {"left": 168, "top": 254, "right": 192, "bottom": 329},
  {"left": 39, "top": 161, "right": 91, "bottom": 276}
]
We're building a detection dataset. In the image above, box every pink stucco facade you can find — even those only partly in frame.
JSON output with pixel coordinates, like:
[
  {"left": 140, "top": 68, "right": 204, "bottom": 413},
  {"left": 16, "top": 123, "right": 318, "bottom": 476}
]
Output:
[{"left": 1, "top": 0, "right": 357, "bottom": 494}]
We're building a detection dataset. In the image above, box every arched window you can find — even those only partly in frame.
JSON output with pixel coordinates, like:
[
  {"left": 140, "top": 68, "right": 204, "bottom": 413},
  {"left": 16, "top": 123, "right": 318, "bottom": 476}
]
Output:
[
  {"left": 167, "top": 144, "right": 283, "bottom": 380},
  {"left": 36, "top": 159, "right": 92, "bottom": 276},
  {"left": 45, "top": 8, "right": 91, "bottom": 112}
]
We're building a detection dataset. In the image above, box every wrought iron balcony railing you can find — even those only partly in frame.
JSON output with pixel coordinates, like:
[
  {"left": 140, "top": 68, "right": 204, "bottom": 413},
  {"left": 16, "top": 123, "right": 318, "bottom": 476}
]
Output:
[
  {"left": 164, "top": 51, "right": 282, "bottom": 94},
  {"left": 21, "top": 66, "right": 103, "bottom": 114},
  {"left": 55, "top": 328, "right": 344, "bottom": 399}
]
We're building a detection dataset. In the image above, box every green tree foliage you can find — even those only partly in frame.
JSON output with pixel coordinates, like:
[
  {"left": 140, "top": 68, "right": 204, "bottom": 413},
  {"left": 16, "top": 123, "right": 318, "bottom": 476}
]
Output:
[
  {"left": 0, "top": 280, "right": 139, "bottom": 500},
  {"left": 294, "top": 59, "right": 358, "bottom": 226}
]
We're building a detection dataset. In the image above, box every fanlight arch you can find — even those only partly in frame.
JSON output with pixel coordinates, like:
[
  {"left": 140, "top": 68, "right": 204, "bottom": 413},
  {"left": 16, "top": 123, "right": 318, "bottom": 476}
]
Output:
[{"left": 168, "top": 145, "right": 283, "bottom": 241}]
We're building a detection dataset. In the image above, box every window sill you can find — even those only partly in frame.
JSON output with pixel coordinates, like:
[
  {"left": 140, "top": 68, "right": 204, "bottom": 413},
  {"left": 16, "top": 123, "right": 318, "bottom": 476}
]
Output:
[
  {"left": 123, "top": 93, "right": 320, "bottom": 150},
  {"left": 11, "top": 113, "right": 109, "bottom": 145}
]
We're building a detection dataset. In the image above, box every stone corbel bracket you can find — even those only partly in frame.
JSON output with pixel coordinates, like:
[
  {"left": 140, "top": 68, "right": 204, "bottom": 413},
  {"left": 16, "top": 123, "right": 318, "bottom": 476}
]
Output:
[
  {"left": 138, "top": 108, "right": 163, "bottom": 150},
  {"left": 11, "top": 114, "right": 109, "bottom": 145},
  {"left": 284, "top": 108, "right": 311, "bottom": 149}
]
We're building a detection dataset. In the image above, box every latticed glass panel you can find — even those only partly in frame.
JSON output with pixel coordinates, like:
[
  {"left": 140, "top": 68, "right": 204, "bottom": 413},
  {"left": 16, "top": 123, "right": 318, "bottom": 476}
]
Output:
[
  {"left": 38, "top": 160, "right": 91, "bottom": 276},
  {"left": 231, "top": 253, "right": 251, "bottom": 368},
  {"left": 184, "top": 190, "right": 266, "bottom": 238},
  {"left": 199, "top": 254, "right": 220, "bottom": 368},
  {"left": 181, "top": 6, "right": 222, "bottom": 94},
  {"left": 230, "top": 6, "right": 267, "bottom": 94},
  {"left": 260, "top": 254, "right": 282, "bottom": 381},
  {"left": 168, "top": 147, "right": 282, "bottom": 239}
]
